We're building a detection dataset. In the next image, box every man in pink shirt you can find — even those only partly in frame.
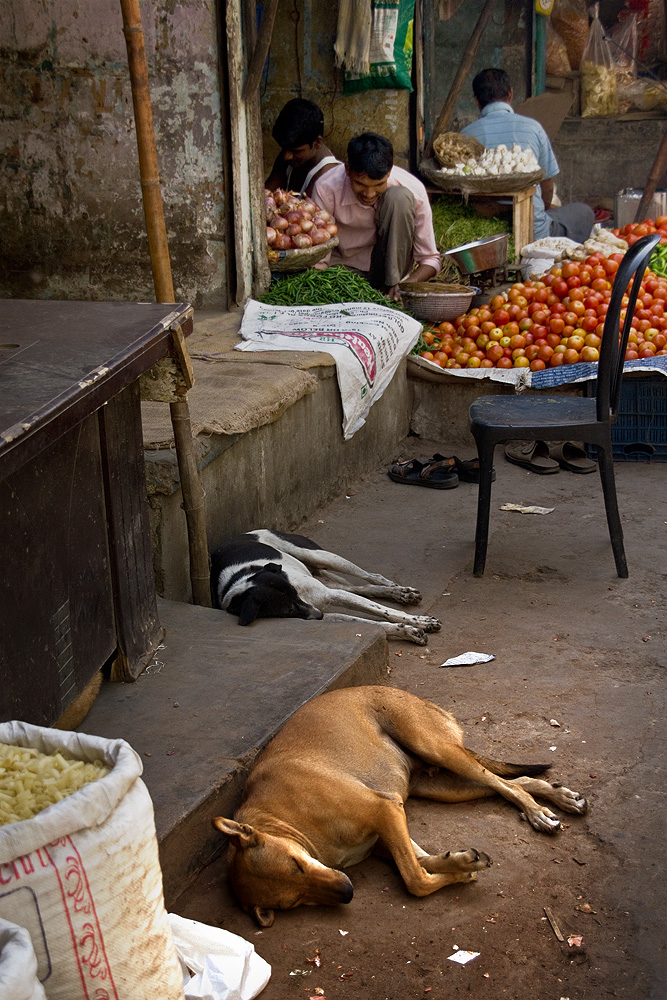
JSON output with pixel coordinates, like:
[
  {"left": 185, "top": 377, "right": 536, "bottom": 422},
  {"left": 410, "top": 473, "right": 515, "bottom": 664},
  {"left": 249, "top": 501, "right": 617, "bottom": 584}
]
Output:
[{"left": 312, "top": 133, "right": 440, "bottom": 301}]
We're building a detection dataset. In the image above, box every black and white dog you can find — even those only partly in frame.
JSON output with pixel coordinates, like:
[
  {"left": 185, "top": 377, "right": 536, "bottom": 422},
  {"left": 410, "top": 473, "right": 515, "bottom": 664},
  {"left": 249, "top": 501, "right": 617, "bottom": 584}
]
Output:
[{"left": 210, "top": 530, "right": 441, "bottom": 644}]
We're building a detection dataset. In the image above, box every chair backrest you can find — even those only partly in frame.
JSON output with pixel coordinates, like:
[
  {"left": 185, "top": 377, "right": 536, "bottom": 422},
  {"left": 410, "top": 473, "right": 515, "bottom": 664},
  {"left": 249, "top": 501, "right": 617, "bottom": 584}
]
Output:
[{"left": 596, "top": 232, "right": 661, "bottom": 423}]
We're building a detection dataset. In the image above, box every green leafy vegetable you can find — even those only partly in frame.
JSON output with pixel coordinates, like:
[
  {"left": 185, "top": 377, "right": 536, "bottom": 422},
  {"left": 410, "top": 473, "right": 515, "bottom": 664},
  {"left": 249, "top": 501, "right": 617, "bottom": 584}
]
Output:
[
  {"left": 259, "top": 266, "right": 405, "bottom": 310},
  {"left": 431, "top": 195, "right": 515, "bottom": 280}
]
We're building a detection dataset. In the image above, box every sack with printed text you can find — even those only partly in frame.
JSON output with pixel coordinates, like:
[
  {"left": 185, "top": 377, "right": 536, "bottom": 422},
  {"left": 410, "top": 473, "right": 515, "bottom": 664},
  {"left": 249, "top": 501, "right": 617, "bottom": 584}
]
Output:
[
  {"left": 0, "top": 722, "right": 184, "bottom": 1000},
  {"left": 344, "top": 0, "right": 415, "bottom": 93}
]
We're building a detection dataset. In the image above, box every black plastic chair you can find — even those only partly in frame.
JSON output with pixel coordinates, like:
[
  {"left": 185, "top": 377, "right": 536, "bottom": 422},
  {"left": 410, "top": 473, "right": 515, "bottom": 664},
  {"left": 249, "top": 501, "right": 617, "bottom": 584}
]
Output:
[{"left": 468, "top": 232, "right": 661, "bottom": 579}]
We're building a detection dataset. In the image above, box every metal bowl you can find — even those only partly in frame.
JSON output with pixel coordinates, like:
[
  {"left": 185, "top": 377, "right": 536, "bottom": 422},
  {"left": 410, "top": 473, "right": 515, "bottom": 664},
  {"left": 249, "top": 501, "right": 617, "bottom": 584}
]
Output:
[
  {"left": 399, "top": 282, "right": 474, "bottom": 324},
  {"left": 444, "top": 233, "right": 509, "bottom": 275}
]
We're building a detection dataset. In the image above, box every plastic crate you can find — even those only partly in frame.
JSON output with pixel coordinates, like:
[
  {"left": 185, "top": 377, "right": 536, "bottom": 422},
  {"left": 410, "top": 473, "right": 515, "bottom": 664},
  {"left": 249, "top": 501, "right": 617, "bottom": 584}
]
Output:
[{"left": 587, "top": 376, "right": 667, "bottom": 462}]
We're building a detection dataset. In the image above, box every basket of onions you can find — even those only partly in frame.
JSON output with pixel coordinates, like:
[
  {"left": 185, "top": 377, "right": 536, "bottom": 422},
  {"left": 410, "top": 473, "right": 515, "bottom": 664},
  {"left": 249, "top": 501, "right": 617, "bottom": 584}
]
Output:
[{"left": 266, "top": 188, "right": 339, "bottom": 272}]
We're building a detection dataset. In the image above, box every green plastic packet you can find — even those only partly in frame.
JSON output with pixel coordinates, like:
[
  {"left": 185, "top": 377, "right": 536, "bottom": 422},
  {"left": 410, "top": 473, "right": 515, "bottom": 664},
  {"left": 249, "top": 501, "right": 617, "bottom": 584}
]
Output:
[{"left": 343, "top": 0, "right": 414, "bottom": 94}]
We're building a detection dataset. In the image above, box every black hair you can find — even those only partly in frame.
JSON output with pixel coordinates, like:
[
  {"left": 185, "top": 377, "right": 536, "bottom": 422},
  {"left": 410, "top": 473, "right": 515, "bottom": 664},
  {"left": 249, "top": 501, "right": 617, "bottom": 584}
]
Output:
[
  {"left": 347, "top": 133, "right": 393, "bottom": 179},
  {"left": 272, "top": 99, "right": 324, "bottom": 149},
  {"left": 472, "top": 68, "right": 512, "bottom": 108}
]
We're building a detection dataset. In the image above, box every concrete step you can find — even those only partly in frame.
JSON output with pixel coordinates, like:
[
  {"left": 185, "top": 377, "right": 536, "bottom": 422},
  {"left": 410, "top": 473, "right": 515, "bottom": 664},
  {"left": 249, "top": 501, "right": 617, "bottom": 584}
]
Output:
[{"left": 78, "top": 597, "right": 389, "bottom": 904}]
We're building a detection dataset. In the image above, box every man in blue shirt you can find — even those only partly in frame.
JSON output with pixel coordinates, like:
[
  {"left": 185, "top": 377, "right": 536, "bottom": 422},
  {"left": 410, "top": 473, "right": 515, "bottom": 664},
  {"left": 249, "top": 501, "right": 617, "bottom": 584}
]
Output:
[{"left": 461, "top": 68, "right": 593, "bottom": 244}]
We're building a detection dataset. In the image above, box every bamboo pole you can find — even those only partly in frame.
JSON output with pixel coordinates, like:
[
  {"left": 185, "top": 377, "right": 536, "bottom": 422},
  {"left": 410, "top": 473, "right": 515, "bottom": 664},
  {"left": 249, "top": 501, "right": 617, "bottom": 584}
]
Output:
[
  {"left": 424, "top": 0, "right": 497, "bottom": 157},
  {"left": 120, "top": 0, "right": 211, "bottom": 607},
  {"left": 243, "top": 0, "right": 280, "bottom": 100},
  {"left": 634, "top": 125, "right": 667, "bottom": 223}
]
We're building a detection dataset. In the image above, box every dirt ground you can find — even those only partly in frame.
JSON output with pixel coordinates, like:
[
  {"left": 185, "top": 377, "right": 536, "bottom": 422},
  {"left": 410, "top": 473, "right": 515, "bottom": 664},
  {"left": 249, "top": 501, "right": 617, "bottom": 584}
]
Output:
[{"left": 173, "top": 438, "right": 666, "bottom": 1000}]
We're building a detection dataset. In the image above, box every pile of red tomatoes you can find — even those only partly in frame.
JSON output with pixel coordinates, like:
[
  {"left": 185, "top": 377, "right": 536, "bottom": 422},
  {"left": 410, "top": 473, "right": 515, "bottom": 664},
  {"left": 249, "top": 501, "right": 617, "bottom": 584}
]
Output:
[
  {"left": 418, "top": 250, "right": 667, "bottom": 372},
  {"left": 611, "top": 215, "right": 667, "bottom": 247}
]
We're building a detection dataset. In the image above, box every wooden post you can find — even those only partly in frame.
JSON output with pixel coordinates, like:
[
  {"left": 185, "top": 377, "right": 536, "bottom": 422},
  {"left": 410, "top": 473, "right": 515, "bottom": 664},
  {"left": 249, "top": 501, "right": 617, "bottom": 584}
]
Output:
[
  {"left": 243, "top": 0, "right": 280, "bottom": 100},
  {"left": 120, "top": 0, "right": 211, "bottom": 608},
  {"left": 424, "top": 0, "right": 497, "bottom": 157},
  {"left": 634, "top": 125, "right": 667, "bottom": 223}
]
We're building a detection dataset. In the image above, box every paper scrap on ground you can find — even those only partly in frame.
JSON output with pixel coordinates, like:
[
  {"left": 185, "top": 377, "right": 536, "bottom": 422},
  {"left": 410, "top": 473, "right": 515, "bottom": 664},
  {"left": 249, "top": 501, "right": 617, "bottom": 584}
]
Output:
[
  {"left": 237, "top": 299, "right": 422, "bottom": 439},
  {"left": 500, "top": 503, "right": 555, "bottom": 515},
  {"left": 447, "top": 950, "right": 480, "bottom": 965},
  {"left": 441, "top": 652, "right": 495, "bottom": 667}
]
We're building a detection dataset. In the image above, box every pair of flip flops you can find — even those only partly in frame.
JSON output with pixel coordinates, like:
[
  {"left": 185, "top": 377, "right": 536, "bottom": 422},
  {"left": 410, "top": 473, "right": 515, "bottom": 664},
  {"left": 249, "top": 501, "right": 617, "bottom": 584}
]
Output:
[
  {"left": 387, "top": 454, "right": 496, "bottom": 490},
  {"left": 504, "top": 440, "right": 597, "bottom": 475}
]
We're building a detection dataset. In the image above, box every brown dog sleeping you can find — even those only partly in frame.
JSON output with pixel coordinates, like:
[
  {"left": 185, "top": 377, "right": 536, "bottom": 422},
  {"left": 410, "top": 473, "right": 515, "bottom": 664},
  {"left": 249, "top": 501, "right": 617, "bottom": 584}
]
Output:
[{"left": 215, "top": 686, "right": 587, "bottom": 926}]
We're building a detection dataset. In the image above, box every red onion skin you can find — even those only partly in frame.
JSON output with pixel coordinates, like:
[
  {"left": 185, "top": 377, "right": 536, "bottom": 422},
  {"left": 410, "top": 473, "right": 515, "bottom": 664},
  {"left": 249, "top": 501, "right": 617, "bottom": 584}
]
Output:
[
  {"left": 325, "top": 223, "right": 338, "bottom": 235},
  {"left": 266, "top": 226, "right": 277, "bottom": 245},
  {"left": 310, "top": 228, "right": 330, "bottom": 245},
  {"left": 271, "top": 215, "right": 288, "bottom": 231},
  {"left": 291, "top": 234, "right": 313, "bottom": 249}
]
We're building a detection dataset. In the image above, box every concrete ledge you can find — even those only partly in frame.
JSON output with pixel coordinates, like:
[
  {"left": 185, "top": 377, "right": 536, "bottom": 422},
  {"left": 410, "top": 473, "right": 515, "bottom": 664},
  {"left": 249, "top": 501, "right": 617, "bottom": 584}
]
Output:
[
  {"left": 79, "top": 598, "right": 390, "bottom": 904},
  {"left": 144, "top": 309, "right": 415, "bottom": 601}
]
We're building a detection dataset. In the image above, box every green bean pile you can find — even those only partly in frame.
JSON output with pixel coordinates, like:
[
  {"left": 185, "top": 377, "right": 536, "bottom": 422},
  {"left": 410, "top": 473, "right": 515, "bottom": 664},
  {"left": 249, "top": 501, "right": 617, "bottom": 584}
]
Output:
[
  {"left": 651, "top": 245, "right": 667, "bottom": 279},
  {"left": 259, "top": 266, "right": 405, "bottom": 310}
]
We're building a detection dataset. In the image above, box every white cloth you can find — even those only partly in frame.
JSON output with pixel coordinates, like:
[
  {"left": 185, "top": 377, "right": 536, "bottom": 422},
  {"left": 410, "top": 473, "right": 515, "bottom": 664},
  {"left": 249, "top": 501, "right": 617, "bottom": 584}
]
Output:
[{"left": 334, "top": 0, "right": 372, "bottom": 74}]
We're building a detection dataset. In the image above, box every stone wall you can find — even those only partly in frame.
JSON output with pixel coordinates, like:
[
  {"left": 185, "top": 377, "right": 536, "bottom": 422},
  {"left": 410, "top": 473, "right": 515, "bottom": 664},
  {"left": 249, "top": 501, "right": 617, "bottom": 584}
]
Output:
[
  {"left": 259, "top": 2, "right": 411, "bottom": 177},
  {"left": 0, "top": 0, "right": 227, "bottom": 305}
]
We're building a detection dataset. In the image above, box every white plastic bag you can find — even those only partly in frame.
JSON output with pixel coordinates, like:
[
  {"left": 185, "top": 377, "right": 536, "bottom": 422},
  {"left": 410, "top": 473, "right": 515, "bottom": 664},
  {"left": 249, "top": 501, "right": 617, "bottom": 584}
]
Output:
[
  {"left": 237, "top": 299, "right": 422, "bottom": 438},
  {"left": 169, "top": 914, "right": 271, "bottom": 1000},
  {"left": 0, "top": 721, "right": 184, "bottom": 1000},
  {"left": 0, "top": 917, "right": 47, "bottom": 1000}
]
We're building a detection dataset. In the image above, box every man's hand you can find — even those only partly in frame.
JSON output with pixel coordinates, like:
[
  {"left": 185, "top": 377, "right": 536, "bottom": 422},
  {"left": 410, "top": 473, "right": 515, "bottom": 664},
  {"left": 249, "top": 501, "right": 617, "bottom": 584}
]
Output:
[
  {"left": 540, "top": 178, "right": 554, "bottom": 210},
  {"left": 386, "top": 284, "right": 402, "bottom": 301}
]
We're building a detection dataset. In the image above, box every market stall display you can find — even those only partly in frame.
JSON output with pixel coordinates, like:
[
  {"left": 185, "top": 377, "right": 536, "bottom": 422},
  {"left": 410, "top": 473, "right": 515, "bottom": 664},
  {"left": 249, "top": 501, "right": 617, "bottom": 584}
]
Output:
[
  {"left": 265, "top": 188, "right": 339, "bottom": 272},
  {"left": 520, "top": 228, "right": 628, "bottom": 277},
  {"left": 421, "top": 152, "right": 544, "bottom": 196},
  {"left": 413, "top": 249, "right": 667, "bottom": 373}
]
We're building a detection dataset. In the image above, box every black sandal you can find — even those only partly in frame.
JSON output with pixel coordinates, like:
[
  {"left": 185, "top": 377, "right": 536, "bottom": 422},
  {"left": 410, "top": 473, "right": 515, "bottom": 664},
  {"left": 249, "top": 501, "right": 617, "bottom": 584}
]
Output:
[{"left": 388, "top": 457, "right": 459, "bottom": 489}]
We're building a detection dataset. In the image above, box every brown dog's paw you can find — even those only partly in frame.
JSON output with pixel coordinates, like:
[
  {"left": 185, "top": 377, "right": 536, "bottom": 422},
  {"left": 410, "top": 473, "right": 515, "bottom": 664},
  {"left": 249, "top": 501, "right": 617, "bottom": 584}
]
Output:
[
  {"left": 551, "top": 785, "right": 588, "bottom": 814},
  {"left": 422, "top": 847, "right": 492, "bottom": 874}
]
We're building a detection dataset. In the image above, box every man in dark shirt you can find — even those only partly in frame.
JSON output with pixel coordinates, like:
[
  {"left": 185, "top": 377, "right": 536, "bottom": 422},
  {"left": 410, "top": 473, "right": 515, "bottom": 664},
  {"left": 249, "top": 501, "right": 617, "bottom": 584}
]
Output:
[{"left": 265, "top": 99, "right": 340, "bottom": 198}]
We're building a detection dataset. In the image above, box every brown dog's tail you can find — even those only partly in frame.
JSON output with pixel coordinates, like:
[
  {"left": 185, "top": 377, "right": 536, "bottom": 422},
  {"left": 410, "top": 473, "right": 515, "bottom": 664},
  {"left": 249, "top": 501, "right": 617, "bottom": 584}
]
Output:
[{"left": 466, "top": 748, "right": 552, "bottom": 778}]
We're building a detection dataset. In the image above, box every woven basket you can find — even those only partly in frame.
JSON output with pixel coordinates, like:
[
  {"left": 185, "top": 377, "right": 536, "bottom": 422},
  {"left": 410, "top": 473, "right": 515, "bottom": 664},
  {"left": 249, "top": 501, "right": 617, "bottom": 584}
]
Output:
[
  {"left": 421, "top": 157, "right": 544, "bottom": 195},
  {"left": 432, "top": 132, "right": 485, "bottom": 168},
  {"left": 268, "top": 236, "right": 339, "bottom": 273},
  {"left": 400, "top": 281, "right": 474, "bottom": 324}
]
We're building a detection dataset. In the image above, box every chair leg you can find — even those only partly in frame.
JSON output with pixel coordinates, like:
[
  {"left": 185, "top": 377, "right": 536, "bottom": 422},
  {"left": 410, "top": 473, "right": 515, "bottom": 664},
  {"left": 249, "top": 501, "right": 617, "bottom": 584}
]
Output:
[
  {"left": 597, "top": 441, "right": 628, "bottom": 578},
  {"left": 472, "top": 441, "right": 496, "bottom": 577}
]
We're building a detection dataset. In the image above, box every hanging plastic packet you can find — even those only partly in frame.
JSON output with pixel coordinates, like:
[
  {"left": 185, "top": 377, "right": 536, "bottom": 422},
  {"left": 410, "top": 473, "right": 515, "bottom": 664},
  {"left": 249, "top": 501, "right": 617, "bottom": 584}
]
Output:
[
  {"left": 580, "top": 3, "right": 619, "bottom": 118},
  {"left": 551, "top": 0, "right": 589, "bottom": 70},
  {"left": 610, "top": 13, "right": 637, "bottom": 112},
  {"left": 546, "top": 20, "right": 571, "bottom": 77}
]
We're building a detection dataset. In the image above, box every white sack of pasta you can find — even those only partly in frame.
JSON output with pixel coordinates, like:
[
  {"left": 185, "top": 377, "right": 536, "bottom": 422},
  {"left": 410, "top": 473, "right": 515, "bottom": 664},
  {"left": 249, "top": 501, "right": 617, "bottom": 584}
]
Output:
[
  {"left": 0, "top": 721, "right": 184, "bottom": 1000},
  {"left": 237, "top": 299, "right": 422, "bottom": 439},
  {"left": 0, "top": 918, "right": 47, "bottom": 1000}
]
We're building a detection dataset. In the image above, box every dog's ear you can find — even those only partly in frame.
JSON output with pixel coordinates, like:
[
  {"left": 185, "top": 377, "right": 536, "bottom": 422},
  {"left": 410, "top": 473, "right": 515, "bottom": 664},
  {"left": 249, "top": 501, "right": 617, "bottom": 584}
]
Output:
[
  {"left": 237, "top": 594, "right": 261, "bottom": 626},
  {"left": 213, "top": 817, "right": 261, "bottom": 849},
  {"left": 253, "top": 905, "right": 275, "bottom": 927}
]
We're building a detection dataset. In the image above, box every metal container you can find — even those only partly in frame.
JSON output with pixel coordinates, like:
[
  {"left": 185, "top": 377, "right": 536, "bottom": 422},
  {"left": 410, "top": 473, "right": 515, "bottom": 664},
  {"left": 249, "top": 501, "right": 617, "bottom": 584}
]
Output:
[
  {"left": 444, "top": 233, "right": 509, "bottom": 275},
  {"left": 399, "top": 282, "right": 474, "bottom": 323},
  {"left": 615, "top": 188, "right": 667, "bottom": 230}
]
